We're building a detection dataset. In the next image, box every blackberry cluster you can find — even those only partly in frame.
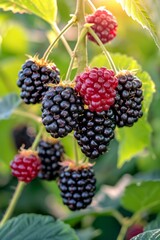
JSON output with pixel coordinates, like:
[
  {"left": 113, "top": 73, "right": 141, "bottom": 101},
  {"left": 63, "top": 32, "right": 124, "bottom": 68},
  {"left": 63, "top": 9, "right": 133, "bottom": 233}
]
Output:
[
  {"left": 42, "top": 86, "right": 84, "bottom": 138},
  {"left": 59, "top": 166, "right": 96, "bottom": 211},
  {"left": 75, "top": 67, "right": 118, "bottom": 112},
  {"left": 74, "top": 109, "right": 116, "bottom": 159},
  {"left": 38, "top": 140, "right": 64, "bottom": 181},
  {"left": 86, "top": 8, "right": 118, "bottom": 44},
  {"left": 114, "top": 72, "right": 143, "bottom": 127},
  {"left": 17, "top": 58, "right": 60, "bottom": 104},
  {"left": 10, "top": 150, "right": 41, "bottom": 183}
]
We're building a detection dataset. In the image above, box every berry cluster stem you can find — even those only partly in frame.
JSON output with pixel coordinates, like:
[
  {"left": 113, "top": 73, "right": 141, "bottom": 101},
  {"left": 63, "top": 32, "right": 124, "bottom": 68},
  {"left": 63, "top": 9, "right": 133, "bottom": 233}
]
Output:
[
  {"left": 0, "top": 181, "right": 25, "bottom": 228},
  {"left": 52, "top": 22, "right": 73, "bottom": 57},
  {"left": 31, "top": 126, "right": 44, "bottom": 151},
  {"left": 86, "top": 0, "right": 96, "bottom": 12},
  {"left": 14, "top": 109, "right": 41, "bottom": 123},
  {"left": 75, "top": 0, "right": 88, "bottom": 74},
  {"left": 87, "top": 26, "right": 118, "bottom": 73},
  {"left": 43, "top": 16, "right": 76, "bottom": 61}
]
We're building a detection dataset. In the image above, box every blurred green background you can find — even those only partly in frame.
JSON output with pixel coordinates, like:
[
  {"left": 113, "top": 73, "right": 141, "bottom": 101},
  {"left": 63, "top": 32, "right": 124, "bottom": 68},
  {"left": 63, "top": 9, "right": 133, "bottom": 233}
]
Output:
[{"left": 0, "top": 1, "right": 160, "bottom": 239}]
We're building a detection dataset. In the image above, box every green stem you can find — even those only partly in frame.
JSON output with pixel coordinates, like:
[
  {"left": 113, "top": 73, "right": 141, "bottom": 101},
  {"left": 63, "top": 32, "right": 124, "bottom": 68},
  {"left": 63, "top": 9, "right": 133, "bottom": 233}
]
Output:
[
  {"left": 117, "top": 211, "right": 143, "bottom": 240},
  {"left": 14, "top": 109, "right": 41, "bottom": 123},
  {"left": 86, "top": 0, "right": 96, "bottom": 11},
  {"left": 31, "top": 126, "right": 44, "bottom": 151},
  {"left": 52, "top": 22, "right": 73, "bottom": 57},
  {"left": 66, "top": 27, "right": 87, "bottom": 80},
  {"left": 43, "top": 17, "right": 76, "bottom": 61},
  {"left": 87, "top": 27, "right": 117, "bottom": 73},
  {"left": 0, "top": 181, "right": 25, "bottom": 228},
  {"left": 75, "top": 0, "right": 88, "bottom": 74}
]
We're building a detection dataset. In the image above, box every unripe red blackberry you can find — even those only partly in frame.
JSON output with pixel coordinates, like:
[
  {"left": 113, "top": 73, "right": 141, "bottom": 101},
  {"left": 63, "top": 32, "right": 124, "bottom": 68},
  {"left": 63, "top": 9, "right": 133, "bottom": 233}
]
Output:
[
  {"left": 42, "top": 85, "right": 84, "bottom": 138},
  {"left": 10, "top": 149, "right": 41, "bottom": 183},
  {"left": 114, "top": 71, "right": 143, "bottom": 127},
  {"left": 37, "top": 138, "right": 64, "bottom": 181},
  {"left": 126, "top": 224, "right": 143, "bottom": 240},
  {"left": 17, "top": 57, "right": 60, "bottom": 104},
  {"left": 58, "top": 161, "right": 96, "bottom": 211},
  {"left": 74, "top": 108, "right": 116, "bottom": 159},
  {"left": 86, "top": 8, "right": 118, "bottom": 44},
  {"left": 75, "top": 67, "right": 118, "bottom": 112}
]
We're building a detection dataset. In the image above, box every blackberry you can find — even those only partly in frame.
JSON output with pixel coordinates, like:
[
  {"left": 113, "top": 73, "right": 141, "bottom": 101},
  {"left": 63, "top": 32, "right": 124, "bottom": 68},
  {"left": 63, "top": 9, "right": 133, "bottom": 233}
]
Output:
[
  {"left": 86, "top": 8, "right": 118, "bottom": 45},
  {"left": 12, "top": 125, "right": 35, "bottom": 150},
  {"left": 42, "top": 85, "right": 84, "bottom": 138},
  {"left": 37, "top": 139, "right": 64, "bottom": 180},
  {"left": 75, "top": 67, "right": 118, "bottom": 112},
  {"left": 17, "top": 57, "right": 60, "bottom": 104},
  {"left": 58, "top": 162, "right": 96, "bottom": 211},
  {"left": 114, "top": 71, "right": 143, "bottom": 127},
  {"left": 74, "top": 108, "right": 116, "bottom": 159},
  {"left": 10, "top": 150, "right": 41, "bottom": 183}
]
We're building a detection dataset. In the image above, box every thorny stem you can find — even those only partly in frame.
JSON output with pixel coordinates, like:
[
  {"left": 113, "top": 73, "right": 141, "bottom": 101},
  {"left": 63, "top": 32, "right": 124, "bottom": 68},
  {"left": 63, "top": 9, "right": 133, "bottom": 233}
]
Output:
[
  {"left": 52, "top": 22, "right": 73, "bottom": 57},
  {"left": 75, "top": 0, "right": 88, "bottom": 74},
  {"left": 86, "top": 0, "right": 96, "bottom": 12},
  {"left": 31, "top": 125, "right": 44, "bottom": 151},
  {"left": 14, "top": 109, "right": 41, "bottom": 123},
  {"left": 0, "top": 181, "right": 25, "bottom": 228},
  {"left": 43, "top": 16, "right": 76, "bottom": 61},
  {"left": 87, "top": 26, "right": 118, "bottom": 73}
]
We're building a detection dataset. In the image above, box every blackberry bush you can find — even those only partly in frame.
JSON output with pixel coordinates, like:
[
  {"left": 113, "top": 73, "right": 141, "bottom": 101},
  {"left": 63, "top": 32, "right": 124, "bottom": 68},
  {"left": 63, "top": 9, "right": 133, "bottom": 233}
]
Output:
[
  {"left": 58, "top": 161, "right": 96, "bottom": 211},
  {"left": 42, "top": 85, "right": 84, "bottom": 138},
  {"left": 114, "top": 71, "right": 143, "bottom": 127},
  {"left": 74, "top": 108, "right": 116, "bottom": 159},
  {"left": 37, "top": 139, "right": 64, "bottom": 181},
  {"left": 17, "top": 57, "right": 60, "bottom": 104}
]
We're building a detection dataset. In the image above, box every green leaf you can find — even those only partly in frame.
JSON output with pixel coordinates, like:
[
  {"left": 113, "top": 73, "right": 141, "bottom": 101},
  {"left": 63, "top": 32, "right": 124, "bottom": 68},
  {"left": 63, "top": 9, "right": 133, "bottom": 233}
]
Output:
[
  {"left": 116, "top": 0, "right": 160, "bottom": 49},
  {"left": 131, "top": 229, "right": 160, "bottom": 240},
  {"left": 0, "top": 0, "right": 57, "bottom": 24},
  {"left": 90, "top": 53, "right": 155, "bottom": 167},
  {"left": 0, "top": 94, "right": 21, "bottom": 120},
  {"left": 0, "top": 214, "right": 79, "bottom": 240},
  {"left": 121, "top": 181, "right": 160, "bottom": 213}
]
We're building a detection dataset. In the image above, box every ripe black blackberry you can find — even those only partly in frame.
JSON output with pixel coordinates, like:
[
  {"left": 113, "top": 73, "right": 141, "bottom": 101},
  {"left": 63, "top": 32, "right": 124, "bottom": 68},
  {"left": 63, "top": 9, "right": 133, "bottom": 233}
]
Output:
[
  {"left": 58, "top": 161, "right": 96, "bottom": 211},
  {"left": 42, "top": 85, "right": 84, "bottom": 138},
  {"left": 37, "top": 139, "right": 64, "bottom": 181},
  {"left": 114, "top": 71, "right": 143, "bottom": 127},
  {"left": 74, "top": 109, "right": 116, "bottom": 159},
  {"left": 17, "top": 57, "right": 60, "bottom": 104}
]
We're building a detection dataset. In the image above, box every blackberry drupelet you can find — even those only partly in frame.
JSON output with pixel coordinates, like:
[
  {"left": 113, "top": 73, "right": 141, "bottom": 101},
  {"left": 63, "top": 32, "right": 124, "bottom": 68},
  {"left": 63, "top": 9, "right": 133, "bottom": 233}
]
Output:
[
  {"left": 74, "top": 108, "right": 116, "bottom": 159},
  {"left": 58, "top": 163, "right": 96, "bottom": 211},
  {"left": 42, "top": 86, "right": 84, "bottom": 138},
  {"left": 114, "top": 71, "right": 143, "bottom": 127},
  {"left": 86, "top": 8, "right": 118, "bottom": 45},
  {"left": 17, "top": 57, "right": 60, "bottom": 104},
  {"left": 75, "top": 67, "right": 118, "bottom": 112},
  {"left": 38, "top": 139, "right": 64, "bottom": 180},
  {"left": 10, "top": 150, "right": 41, "bottom": 183}
]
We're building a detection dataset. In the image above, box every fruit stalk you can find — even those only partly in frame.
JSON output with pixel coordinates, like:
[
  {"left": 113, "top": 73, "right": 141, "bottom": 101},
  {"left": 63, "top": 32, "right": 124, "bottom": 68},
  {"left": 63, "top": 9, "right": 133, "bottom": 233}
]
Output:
[
  {"left": 0, "top": 181, "right": 25, "bottom": 228},
  {"left": 87, "top": 26, "right": 117, "bottom": 73},
  {"left": 31, "top": 126, "right": 44, "bottom": 151},
  {"left": 43, "top": 16, "right": 76, "bottom": 61}
]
